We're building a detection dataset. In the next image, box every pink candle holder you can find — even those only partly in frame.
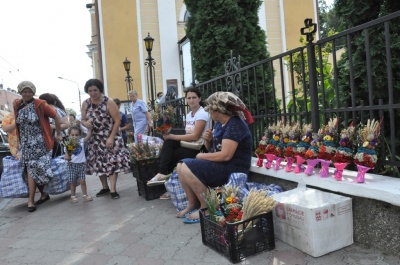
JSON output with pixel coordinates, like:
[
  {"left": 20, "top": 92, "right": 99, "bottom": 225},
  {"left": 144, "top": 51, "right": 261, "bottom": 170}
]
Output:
[
  {"left": 255, "top": 154, "right": 265, "bottom": 167},
  {"left": 285, "top": 157, "right": 295, "bottom": 172},
  {"left": 294, "top": 155, "right": 305, "bottom": 173},
  {"left": 304, "top": 159, "right": 319, "bottom": 176},
  {"left": 333, "top": 162, "right": 348, "bottom": 181},
  {"left": 265, "top": 154, "right": 276, "bottom": 169},
  {"left": 274, "top": 157, "right": 284, "bottom": 171},
  {"left": 354, "top": 164, "right": 372, "bottom": 183},
  {"left": 318, "top": 159, "right": 331, "bottom": 178}
]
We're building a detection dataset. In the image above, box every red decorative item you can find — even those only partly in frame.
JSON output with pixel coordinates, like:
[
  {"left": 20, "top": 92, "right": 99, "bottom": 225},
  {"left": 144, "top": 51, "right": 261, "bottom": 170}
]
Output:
[
  {"left": 304, "top": 159, "right": 319, "bottom": 176},
  {"left": 318, "top": 159, "right": 331, "bottom": 178},
  {"left": 274, "top": 157, "right": 284, "bottom": 171},
  {"left": 265, "top": 154, "right": 276, "bottom": 169},
  {"left": 256, "top": 154, "right": 265, "bottom": 167},
  {"left": 333, "top": 162, "right": 348, "bottom": 181},
  {"left": 354, "top": 164, "right": 372, "bottom": 183},
  {"left": 294, "top": 155, "right": 305, "bottom": 173},
  {"left": 285, "top": 157, "right": 295, "bottom": 172}
]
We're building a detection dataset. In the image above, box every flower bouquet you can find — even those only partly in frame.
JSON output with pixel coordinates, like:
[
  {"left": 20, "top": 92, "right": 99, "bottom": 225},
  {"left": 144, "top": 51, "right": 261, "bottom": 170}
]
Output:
[
  {"left": 62, "top": 137, "right": 80, "bottom": 157},
  {"left": 152, "top": 105, "right": 175, "bottom": 134},
  {"left": 255, "top": 135, "right": 268, "bottom": 167},
  {"left": 303, "top": 129, "right": 323, "bottom": 175},
  {"left": 317, "top": 118, "right": 338, "bottom": 178},
  {"left": 274, "top": 124, "right": 289, "bottom": 171},
  {"left": 127, "top": 135, "right": 163, "bottom": 161},
  {"left": 284, "top": 123, "right": 300, "bottom": 172},
  {"left": 332, "top": 124, "right": 356, "bottom": 181},
  {"left": 206, "top": 185, "right": 276, "bottom": 228},
  {"left": 264, "top": 123, "right": 281, "bottom": 169},
  {"left": 294, "top": 124, "right": 312, "bottom": 173},
  {"left": 202, "top": 186, "right": 276, "bottom": 262},
  {"left": 353, "top": 119, "right": 381, "bottom": 183}
]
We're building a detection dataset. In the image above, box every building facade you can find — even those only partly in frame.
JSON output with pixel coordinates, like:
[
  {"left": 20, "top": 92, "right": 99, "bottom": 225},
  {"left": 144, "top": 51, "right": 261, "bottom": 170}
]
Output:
[
  {"left": 0, "top": 84, "right": 21, "bottom": 121},
  {"left": 86, "top": 0, "right": 318, "bottom": 104}
]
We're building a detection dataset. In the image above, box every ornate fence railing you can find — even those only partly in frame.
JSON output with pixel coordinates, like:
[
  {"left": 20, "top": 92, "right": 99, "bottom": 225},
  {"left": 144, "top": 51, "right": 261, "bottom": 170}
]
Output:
[{"left": 160, "top": 10, "right": 400, "bottom": 176}]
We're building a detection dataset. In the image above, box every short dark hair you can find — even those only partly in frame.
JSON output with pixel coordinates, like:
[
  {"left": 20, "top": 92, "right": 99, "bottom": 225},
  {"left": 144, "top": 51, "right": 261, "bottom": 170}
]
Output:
[
  {"left": 157, "top": 92, "right": 163, "bottom": 97},
  {"left": 114, "top": 98, "right": 121, "bottom": 106},
  {"left": 69, "top": 114, "right": 76, "bottom": 119},
  {"left": 84, "top": 79, "right": 104, "bottom": 94},
  {"left": 68, "top": 125, "right": 82, "bottom": 136},
  {"left": 185, "top": 87, "right": 201, "bottom": 98}
]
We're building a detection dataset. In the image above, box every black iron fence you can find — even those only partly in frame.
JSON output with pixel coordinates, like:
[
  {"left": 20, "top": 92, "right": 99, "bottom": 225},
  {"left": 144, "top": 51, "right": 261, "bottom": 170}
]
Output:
[{"left": 161, "top": 11, "right": 400, "bottom": 176}]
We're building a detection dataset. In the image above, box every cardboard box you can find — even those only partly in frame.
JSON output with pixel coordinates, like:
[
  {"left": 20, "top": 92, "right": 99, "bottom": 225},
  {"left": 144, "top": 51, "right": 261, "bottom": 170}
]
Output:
[{"left": 272, "top": 188, "right": 353, "bottom": 257}]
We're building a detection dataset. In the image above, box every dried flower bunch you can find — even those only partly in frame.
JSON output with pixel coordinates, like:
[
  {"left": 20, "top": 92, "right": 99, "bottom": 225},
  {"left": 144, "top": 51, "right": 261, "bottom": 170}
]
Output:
[
  {"left": 284, "top": 123, "right": 300, "bottom": 158},
  {"left": 255, "top": 135, "right": 268, "bottom": 155},
  {"left": 318, "top": 118, "right": 338, "bottom": 160},
  {"left": 275, "top": 123, "right": 289, "bottom": 157},
  {"left": 205, "top": 185, "right": 276, "bottom": 227},
  {"left": 127, "top": 136, "right": 163, "bottom": 161},
  {"left": 304, "top": 129, "right": 323, "bottom": 160},
  {"left": 241, "top": 189, "right": 276, "bottom": 221},
  {"left": 296, "top": 124, "right": 312, "bottom": 158},
  {"left": 332, "top": 123, "right": 356, "bottom": 164},
  {"left": 354, "top": 119, "right": 381, "bottom": 168},
  {"left": 265, "top": 122, "right": 281, "bottom": 154},
  {"left": 62, "top": 137, "right": 80, "bottom": 156},
  {"left": 152, "top": 105, "right": 175, "bottom": 134}
]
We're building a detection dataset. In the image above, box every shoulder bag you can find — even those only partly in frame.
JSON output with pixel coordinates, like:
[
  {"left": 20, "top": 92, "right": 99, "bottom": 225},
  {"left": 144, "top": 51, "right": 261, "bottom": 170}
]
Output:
[
  {"left": 180, "top": 113, "right": 211, "bottom": 150},
  {"left": 180, "top": 138, "right": 205, "bottom": 150}
]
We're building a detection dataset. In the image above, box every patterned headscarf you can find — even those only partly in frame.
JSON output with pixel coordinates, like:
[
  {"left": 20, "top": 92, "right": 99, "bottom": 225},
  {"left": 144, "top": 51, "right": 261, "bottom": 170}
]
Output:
[
  {"left": 17, "top": 81, "right": 36, "bottom": 95},
  {"left": 204, "top": 92, "right": 254, "bottom": 124}
]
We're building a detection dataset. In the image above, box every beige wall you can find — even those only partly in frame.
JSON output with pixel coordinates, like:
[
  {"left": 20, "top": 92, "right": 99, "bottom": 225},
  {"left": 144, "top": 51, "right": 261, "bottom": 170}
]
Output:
[
  {"left": 101, "top": 0, "right": 141, "bottom": 100},
  {"left": 283, "top": 0, "right": 316, "bottom": 50},
  {"left": 139, "top": 0, "right": 163, "bottom": 99}
]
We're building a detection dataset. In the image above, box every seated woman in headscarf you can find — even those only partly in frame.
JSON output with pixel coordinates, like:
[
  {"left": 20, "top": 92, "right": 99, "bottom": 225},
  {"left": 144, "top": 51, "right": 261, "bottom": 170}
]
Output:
[{"left": 176, "top": 92, "right": 253, "bottom": 224}]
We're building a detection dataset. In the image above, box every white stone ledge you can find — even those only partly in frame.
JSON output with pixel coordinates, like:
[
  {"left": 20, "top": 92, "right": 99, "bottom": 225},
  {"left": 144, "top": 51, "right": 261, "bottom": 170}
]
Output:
[{"left": 250, "top": 157, "right": 400, "bottom": 207}]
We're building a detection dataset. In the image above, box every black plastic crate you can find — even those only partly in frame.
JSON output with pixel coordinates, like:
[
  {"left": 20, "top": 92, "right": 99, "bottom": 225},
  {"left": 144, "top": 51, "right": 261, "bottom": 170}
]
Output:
[
  {"left": 131, "top": 158, "right": 160, "bottom": 181},
  {"left": 200, "top": 210, "right": 275, "bottom": 263},
  {"left": 136, "top": 179, "right": 166, "bottom": 201}
]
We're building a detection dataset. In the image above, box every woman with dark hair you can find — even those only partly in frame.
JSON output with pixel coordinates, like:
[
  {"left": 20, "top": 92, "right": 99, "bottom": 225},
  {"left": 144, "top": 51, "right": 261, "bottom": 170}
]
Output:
[
  {"left": 147, "top": 87, "right": 210, "bottom": 187},
  {"left": 13, "top": 81, "right": 62, "bottom": 212},
  {"left": 39, "top": 93, "right": 69, "bottom": 157},
  {"left": 81, "top": 79, "right": 130, "bottom": 199}
]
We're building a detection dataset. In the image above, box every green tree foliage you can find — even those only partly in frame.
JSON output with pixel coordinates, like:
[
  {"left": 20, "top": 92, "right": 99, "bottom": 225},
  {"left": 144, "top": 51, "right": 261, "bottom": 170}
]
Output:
[
  {"left": 318, "top": 0, "right": 345, "bottom": 40},
  {"left": 335, "top": 0, "right": 400, "bottom": 106},
  {"left": 335, "top": 0, "right": 400, "bottom": 176},
  {"left": 184, "top": 0, "right": 270, "bottom": 82},
  {"left": 286, "top": 36, "right": 334, "bottom": 125}
]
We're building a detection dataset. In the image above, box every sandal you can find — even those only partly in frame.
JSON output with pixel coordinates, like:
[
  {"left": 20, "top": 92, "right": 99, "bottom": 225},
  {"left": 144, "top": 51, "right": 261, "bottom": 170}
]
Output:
[
  {"left": 176, "top": 209, "right": 199, "bottom": 218},
  {"left": 83, "top": 195, "right": 93, "bottom": 201},
  {"left": 70, "top": 196, "right": 79, "bottom": 203},
  {"left": 147, "top": 174, "right": 167, "bottom": 186},
  {"left": 159, "top": 192, "right": 171, "bottom": 200}
]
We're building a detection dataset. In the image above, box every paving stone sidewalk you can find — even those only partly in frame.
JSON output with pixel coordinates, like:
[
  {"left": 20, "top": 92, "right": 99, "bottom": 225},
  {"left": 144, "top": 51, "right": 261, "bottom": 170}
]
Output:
[{"left": 0, "top": 173, "right": 399, "bottom": 265}]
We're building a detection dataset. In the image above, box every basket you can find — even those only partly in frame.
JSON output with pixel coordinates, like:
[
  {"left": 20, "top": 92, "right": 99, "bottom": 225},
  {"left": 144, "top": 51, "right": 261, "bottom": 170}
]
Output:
[
  {"left": 136, "top": 179, "right": 166, "bottom": 201},
  {"left": 131, "top": 158, "right": 160, "bottom": 181},
  {"left": 200, "top": 209, "right": 275, "bottom": 263}
]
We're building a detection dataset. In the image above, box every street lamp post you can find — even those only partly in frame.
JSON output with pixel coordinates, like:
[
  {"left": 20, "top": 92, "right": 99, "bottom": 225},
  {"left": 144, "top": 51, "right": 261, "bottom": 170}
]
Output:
[
  {"left": 58, "top": 77, "right": 81, "bottom": 111},
  {"left": 123, "top": 57, "right": 133, "bottom": 99},
  {"left": 144, "top": 32, "right": 156, "bottom": 110}
]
